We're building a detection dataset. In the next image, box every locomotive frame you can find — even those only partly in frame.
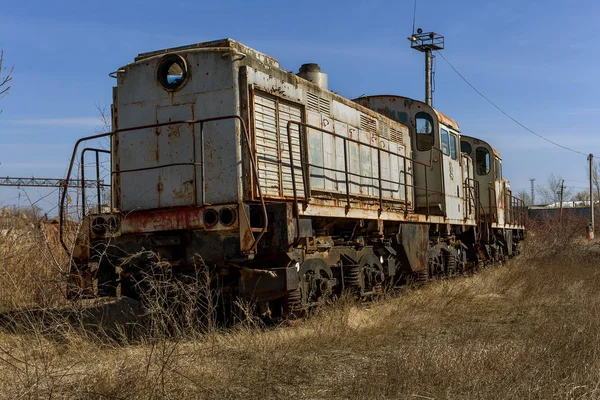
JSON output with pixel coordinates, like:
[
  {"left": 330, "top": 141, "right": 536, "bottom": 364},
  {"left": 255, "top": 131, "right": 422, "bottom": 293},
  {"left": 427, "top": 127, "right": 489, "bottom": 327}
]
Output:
[{"left": 59, "top": 39, "right": 525, "bottom": 318}]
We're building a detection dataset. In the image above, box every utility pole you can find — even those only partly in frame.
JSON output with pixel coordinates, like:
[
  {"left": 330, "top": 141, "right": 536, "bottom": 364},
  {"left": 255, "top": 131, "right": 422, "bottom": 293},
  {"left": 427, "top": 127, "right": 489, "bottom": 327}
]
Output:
[
  {"left": 530, "top": 178, "right": 535, "bottom": 206},
  {"left": 589, "top": 154, "right": 595, "bottom": 239},
  {"left": 559, "top": 180, "right": 564, "bottom": 223},
  {"left": 409, "top": 29, "right": 444, "bottom": 106}
]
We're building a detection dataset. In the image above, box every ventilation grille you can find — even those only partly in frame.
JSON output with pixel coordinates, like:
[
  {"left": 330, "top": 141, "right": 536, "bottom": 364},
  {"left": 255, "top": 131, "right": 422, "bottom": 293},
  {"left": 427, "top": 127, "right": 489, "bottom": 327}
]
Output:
[
  {"left": 306, "top": 92, "right": 331, "bottom": 116},
  {"left": 389, "top": 127, "right": 404, "bottom": 145},
  {"left": 360, "top": 114, "right": 377, "bottom": 133},
  {"left": 319, "top": 97, "right": 330, "bottom": 116},
  {"left": 307, "top": 92, "right": 319, "bottom": 112}
]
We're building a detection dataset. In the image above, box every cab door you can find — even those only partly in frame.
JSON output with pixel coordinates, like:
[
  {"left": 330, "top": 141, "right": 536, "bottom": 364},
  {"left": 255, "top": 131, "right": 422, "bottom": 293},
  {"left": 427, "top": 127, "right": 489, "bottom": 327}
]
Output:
[{"left": 441, "top": 128, "right": 463, "bottom": 221}]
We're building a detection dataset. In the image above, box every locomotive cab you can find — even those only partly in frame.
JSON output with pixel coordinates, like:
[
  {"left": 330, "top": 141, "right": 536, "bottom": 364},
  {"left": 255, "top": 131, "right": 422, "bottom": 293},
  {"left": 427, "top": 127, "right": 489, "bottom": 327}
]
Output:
[
  {"left": 353, "top": 95, "right": 473, "bottom": 224},
  {"left": 460, "top": 136, "right": 519, "bottom": 227}
]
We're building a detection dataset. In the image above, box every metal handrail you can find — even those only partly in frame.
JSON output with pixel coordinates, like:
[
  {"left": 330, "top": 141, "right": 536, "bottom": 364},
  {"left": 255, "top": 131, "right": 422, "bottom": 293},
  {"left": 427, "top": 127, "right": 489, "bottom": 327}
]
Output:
[
  {"left": 285, "top": 121, "right": 448, "bottom": 243},
  {"left": 80, "top": 148, "right": 111, "bottom": 216},
  {"left": 60, "top": 115, "right": 268, "bottom": 257},
  {"left": 487, "top": 186, "right": 498, "bottom": 223}
]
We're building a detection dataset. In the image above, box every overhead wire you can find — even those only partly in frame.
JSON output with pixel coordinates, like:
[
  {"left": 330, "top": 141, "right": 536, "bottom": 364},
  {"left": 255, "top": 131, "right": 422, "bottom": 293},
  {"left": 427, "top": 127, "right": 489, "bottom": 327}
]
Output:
[{"left": 435, "top": 51, "right": 588, "bottom": 157}]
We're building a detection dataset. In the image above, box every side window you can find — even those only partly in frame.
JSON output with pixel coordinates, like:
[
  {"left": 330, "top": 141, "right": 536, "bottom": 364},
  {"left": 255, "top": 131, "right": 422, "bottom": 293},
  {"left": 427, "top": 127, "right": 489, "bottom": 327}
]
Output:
[
  {"left": 460, "top": 140, "right": 472, "bottom": 156},
  {"left": 415, "top": 112, "right": 434, "bottom": 151},
  {"left": 441, "top": 129, "right": 450, "bottom": 156},
  {"left": 475, "top": 147, "right": 490, "bottom": 175},
  {"left": 449, "top": 134, "right": 458, "bottom": 160},
  {"left": 494, "top": 157, "right": 502, "bottom": 180}
]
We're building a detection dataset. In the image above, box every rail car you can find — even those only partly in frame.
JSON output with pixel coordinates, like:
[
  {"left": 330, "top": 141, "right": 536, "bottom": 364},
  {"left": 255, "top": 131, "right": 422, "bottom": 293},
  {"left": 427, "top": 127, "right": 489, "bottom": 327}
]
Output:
[{"left": 60, "top": 39, "right": 525, "bottom": 318}]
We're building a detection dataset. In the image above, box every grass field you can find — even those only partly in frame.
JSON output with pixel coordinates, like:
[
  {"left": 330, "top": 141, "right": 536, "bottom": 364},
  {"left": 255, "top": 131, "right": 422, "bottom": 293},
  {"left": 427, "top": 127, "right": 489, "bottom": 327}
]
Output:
[{"left": 1, "top": 215, "right": 600, "bottom": 399}]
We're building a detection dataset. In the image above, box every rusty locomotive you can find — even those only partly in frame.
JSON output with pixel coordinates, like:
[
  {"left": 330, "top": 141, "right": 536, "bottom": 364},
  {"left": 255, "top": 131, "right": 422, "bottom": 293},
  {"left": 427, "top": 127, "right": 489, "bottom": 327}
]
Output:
[{"left": 60, "top": 39, "right": 525, "bottom": 317}]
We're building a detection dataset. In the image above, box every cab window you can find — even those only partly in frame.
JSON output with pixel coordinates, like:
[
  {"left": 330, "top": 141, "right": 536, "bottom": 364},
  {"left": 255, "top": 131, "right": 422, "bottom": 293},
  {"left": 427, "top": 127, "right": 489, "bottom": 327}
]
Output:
[
  {"left": 476, "top": 147, "right": 490, "bottom": 175},
  {"left": 441, "top": 129, "right": 450, "bottom": 156},
  {"left": 460, "top": 140, "right": 472, "bottom": 155},
  {"left": 494, "top": 157, "right": 502, "bottom": 180},
  {"left": 415, "top": 112, "right": 434, "bottom": 151},
  {"left": 449, "top": 133, "right": 458, "bottom": 160}
]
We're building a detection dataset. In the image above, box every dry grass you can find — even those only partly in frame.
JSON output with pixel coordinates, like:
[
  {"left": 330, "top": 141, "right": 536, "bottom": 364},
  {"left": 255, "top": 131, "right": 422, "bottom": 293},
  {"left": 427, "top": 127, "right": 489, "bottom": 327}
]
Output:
[
  {"left": 0, "top": 215, "right": 70, "bottom": 312},
  {"left": 1, "top": 214, "right": 600, "bottom": 399}
]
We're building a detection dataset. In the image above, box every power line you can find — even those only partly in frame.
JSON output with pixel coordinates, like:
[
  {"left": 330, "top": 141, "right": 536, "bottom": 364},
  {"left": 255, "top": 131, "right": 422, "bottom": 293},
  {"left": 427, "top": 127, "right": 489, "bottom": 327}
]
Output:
[{"left": 436, "top": 51, "right": 588, "bottom": 157}]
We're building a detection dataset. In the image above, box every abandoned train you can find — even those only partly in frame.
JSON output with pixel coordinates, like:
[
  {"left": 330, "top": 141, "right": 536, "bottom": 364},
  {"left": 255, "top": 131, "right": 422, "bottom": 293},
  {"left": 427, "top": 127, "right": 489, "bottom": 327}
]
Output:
[{"left": 60, "top": 39, "right": 525, "bottom": 317}]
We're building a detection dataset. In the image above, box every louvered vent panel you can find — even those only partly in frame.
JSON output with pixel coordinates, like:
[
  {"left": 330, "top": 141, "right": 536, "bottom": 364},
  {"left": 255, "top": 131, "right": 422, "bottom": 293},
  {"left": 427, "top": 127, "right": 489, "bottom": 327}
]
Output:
[
  {"left": 307, "top": 92, "right": 319, "bottom": 112},
  {"left": 360, "top": 114, "right": 377, "bottom": 133},
  {"left": 253, "top": 94, "right": 281, "bottom": 197},
  {"left": 389, "top": 127, "right": 404, "bottom": 145},
  {"left": 318, "top": 98, "right": 331, "bottom": 116},
  {"left": 254, "top": 91, "right": 305, "bottom": 199}
]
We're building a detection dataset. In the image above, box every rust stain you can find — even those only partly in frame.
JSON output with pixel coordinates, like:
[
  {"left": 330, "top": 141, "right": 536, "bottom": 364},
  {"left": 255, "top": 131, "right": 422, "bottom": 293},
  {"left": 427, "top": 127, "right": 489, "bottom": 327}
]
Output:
[
  {"left": 172, "top": 180, "right": 193, "bottom": 200},
  {"left": 433, "top": 109, "right": 459, "bottom": 131},
  {"left": 119, "top": 206, "right": 238, "bottom": 234},
  {"left": 167, "top": 125, "right": 181, "bottom": 138}
]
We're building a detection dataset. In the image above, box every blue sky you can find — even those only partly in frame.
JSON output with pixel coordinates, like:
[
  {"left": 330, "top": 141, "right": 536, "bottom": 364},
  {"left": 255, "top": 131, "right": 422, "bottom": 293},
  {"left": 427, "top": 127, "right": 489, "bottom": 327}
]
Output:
[{"left": 1, "top": 0, "right": 599, "bottom": 212}]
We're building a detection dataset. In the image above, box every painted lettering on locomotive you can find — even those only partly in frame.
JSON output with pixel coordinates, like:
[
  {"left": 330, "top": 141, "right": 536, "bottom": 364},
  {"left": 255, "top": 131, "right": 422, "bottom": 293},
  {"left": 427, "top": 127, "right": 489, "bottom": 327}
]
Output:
[{"left": 60, "top": 39, "right": 525, "bottom": 317}]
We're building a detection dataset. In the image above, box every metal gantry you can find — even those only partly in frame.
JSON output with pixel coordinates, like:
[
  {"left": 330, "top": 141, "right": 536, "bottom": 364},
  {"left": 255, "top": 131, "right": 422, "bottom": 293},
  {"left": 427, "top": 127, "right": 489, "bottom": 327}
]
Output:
[{"left": 0, "top": 176, "right": 103, "bottom": 188}]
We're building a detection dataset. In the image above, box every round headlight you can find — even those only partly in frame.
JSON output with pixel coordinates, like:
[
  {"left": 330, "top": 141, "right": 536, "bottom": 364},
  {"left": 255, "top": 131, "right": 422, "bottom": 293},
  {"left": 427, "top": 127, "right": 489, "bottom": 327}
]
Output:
[
  {"left": 203, "top": 209, "right": 218, "bottom": 227},
  {"left": 219, "top": 207, "right": 236, "bottom": 226}
]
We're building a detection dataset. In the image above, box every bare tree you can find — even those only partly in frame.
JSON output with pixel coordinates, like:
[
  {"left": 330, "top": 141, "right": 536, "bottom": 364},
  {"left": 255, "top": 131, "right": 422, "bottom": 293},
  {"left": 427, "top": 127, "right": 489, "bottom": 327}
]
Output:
[
  {"left": 537, "top": 173, "right": 573, "bottom": 205},
  {"left": 516, "top": 189, "right": 532, "bottom": 206},
  {"left": 0, "top": 50, "right": 14, "bottom": 114},
  {"left": 574, "top": 190, "right": 590, "bottom": 203}
]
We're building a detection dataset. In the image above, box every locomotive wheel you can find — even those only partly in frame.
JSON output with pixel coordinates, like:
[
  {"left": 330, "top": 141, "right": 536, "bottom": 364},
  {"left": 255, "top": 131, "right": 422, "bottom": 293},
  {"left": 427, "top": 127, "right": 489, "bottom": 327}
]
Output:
[
  {"left": 282, "top": 288, "right": 303, "bottom": 317},
  {"left": 427, "top": 255, "right": 442, "bottom": 278},
  {"left": 344, "top": 266, "right": 362, "bottom": 293},
  {"left": 443, "top": 251, "right": 457, "bottom": 276},
  {"left": 295, "top": 259, "right": 334, "bottom": 313},
  {"left": 413, "top": 269, "right": 429, "bottom": 285},
  {"left": 357, "top": 254, "right": 385, "bottom": 296}
]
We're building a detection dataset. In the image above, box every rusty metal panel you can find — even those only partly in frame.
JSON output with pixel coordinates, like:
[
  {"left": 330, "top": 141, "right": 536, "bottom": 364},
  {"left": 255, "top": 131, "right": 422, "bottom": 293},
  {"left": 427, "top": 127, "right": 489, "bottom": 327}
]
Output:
[
  {"left": 119, "top": 104, "right": 196, "bottom": 210},
  {"left": 115, "top": 49, "right": 240, "bottom": 212},
  {"left": 194, "top": 90, "right": 241, "bottom": 205},
  {"left": 333, "top": 120, "right": 348, "bottom": 192},
  {"left": 396, "top": 223, "right": 429, "bottom": 273},
  {"left": 307, "top": 110, "right": 325, "bottom": 190},
  {"left": 117, "top": 205, "right": 239, "bottom": 235}
]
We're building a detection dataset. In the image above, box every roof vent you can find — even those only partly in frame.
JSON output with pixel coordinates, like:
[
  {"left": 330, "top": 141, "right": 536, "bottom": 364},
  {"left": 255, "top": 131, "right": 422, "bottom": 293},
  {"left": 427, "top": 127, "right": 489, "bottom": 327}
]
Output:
[{"left": 297, "top": 63, "right": 328, "bottom": 90}]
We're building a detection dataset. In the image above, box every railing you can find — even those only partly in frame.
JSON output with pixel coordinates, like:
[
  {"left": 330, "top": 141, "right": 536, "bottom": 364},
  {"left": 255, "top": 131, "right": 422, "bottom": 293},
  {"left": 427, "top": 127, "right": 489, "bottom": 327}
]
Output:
[
  {"left": 463, "top": 177, "right": 479, "bottom": 221},
  {"left": 486, "top": 184, "right": 526, "bottom": 227},
  {"left": 80, "top": 148, "right": 111, "bottom": 216},
  {"left": 60, "top": 115, "right": 268, "bottom": 257},
  {"left": 507, "top": 194, "right": 526, "bottom": 227},
  {"left": 487, "top": 186, "right": 498, "bottom": 223},
  {"left": 285, "top": 121, "right": 447, "bottom": 242}
]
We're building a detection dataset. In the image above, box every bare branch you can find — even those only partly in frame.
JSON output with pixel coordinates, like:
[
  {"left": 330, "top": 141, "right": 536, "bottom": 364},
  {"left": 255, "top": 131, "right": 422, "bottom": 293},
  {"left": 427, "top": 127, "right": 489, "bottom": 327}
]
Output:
[
  {"left": 536, "top": 173, "right": 573, "bottom": 205},
  {"left": 0, "top": 50, "right": 14, "bottom": 114}
]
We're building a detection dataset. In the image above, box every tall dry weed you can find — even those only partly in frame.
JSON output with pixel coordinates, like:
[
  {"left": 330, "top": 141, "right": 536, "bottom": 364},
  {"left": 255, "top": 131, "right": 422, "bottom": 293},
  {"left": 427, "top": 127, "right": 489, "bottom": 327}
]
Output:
[{"left": 1, "top": 209, "right": 600, "bottom": 398}]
